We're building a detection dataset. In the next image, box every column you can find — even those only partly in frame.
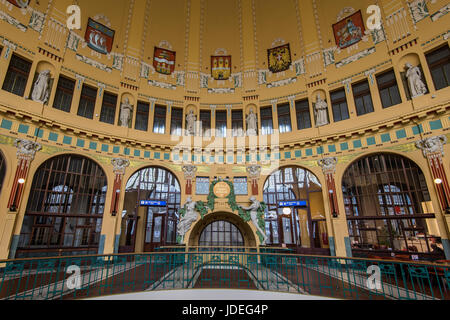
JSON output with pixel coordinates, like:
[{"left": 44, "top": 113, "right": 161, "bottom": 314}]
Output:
[
  {"left": 416, "top": 135, "right": 450, "bottom": 259},
  {"left": 246, "top": 165, "right": 261, "bottom": 196},
  {"left": 182, "top": 165, "right": 197, "bottom": 195}
]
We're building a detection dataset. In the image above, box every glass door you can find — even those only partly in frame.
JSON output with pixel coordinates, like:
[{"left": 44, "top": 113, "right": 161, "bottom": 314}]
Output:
[{"left": 144, "top": 208, "right": 166, "bottom": 252}]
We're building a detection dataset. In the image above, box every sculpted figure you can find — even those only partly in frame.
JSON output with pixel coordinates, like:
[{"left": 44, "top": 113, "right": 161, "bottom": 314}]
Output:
[
  {"left": 238, "top": 197, "right": 267, "bottom": 245},
  {"left": 177, "top": 197, "right": 199, "bottom": 242},
  {"left": 405, "top": 63, "right": 427, "bottom": 98},
  {"left": 246, "top": 109, "right": 257, "bottom": 136},
  {"left": 314, "top": 94, "right": 329, "bottom": 127},
  {"left": 186, "top": 110, "right": 196, "bottom": 136},
  {"left": 31, "top": 70, "right": 51, "bottom": 103},
  {"left": 120, "top": 98, "right": 133, "bottom": 128}
]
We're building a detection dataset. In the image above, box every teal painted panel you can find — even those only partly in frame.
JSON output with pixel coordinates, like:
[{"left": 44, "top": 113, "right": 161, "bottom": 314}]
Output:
[
  {"left": 113, "top": 146, "right": 120, "bottom": 154},
  {"left": 48, "top": 132, "right": 58, "bottom": 142},
  {"left": 284, "top": 152, "right": 291, "bottom": 159},
  {"left": 274, "top": 153, "right": 280, "bottom": 160},
  {"left": 366, "top": 137, "right": 376, "bottom": 145},
  {"left": 412, "top": 124, "right": 423, "bottom": 135},
  {"left": 63, "top": 136, "right": 72, "bottom": 145},
  {"left": 328, "top": 145, "right": 336, "bottom": 153},
  {"left": 317, "top": 146, "right": 323, "bottom": 154},
  {"left": 76, "top": 139, "right": 85, "bottom": 148},
  {"left": 123, "top": 148, "right": 130, "bottom": 155},
  {"left": 295, "top": 150, "right": 302, "bottom": 158},
  {"left": 256, "top": 154, "right": 261, "bottom": 161},
  {"left": 353, "top": 140, "right": 362, "bottom": 148},
  {"left": 34, "top": 128, "right": 44, "bottom": 138},
  {"left": 340, "top": 142, "right": 348, "bottom": 151},
  {"left": 18, "top": 124, "right": 29, "bottom": 134},
  {"left": 305, "top": 149, "right": 313, "bottom": 156},
  {"left": 381, "top": 133, "right": 391, "bottom": 142},
  {"left": 173, "top": 154, "right": 179, "bottom": 161},
  {"left": 237, "top": 155, "right": 242, "bottom": 163},
  {"left": 1, "top": 119, "right": 12, "bottom": 130},
  {"left": 396, "top": 129, "right": 407, "bottom": 139},
  {"left": 246, "top": 155, "right": 250, "bottom": 162},
  {"left": 218, "top": 156, "right": 224, "bottom": 163},
  {"left": 210, "top": 156, "right": 215, "bottom": 162},
  {"left": 89, "top": 142, "right": 97, "bottom": 150},
  {"left": 227, "top": 156, "right": 234, "bottom": 162},
  {"left": 144, "top": 151, "right": 151, "bottom": 158},
  {"left": 154, "top": 152, "right": 160, "bottom": 159},
  {"left": 134, "top": 149, "right": 140, "bottom": 157},
  {"left": 429, "top": 119, "right": 443, "bottom": 130},
  {"left": 101, "top": 144, "right": 109, "bottom": 152}
]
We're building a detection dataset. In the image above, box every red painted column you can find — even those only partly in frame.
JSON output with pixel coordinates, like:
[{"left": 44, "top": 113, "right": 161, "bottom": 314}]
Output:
[
  {"left": 182, "top": 165, "right": 197, "bottom": 195},
  {"left": 246, "top": 165, "right": 261, "bottom": 196},
  {"left": 110, "top": 158, "right": 130, "bottom": 216},
  {"left": 318, "top": 157, "right": 339, "bottom": 218}
]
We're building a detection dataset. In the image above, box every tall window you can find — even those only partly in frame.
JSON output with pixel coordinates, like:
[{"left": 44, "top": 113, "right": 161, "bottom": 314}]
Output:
[
  {"left": 196, "top": 177, "right": 210, "bottom": 195},
  {"left": 200, "top": 110, "right": 211, "bottom": 137},
  {"left": 77, "top": 85, "right": 97, "bottom": 119},
  {"left": 295, "top": 99, "right": 311, "bottom": 130},
  {"left": 99, "top": 92, "right": 117, "bottom": 124},
  {"left": 376, "top": 69, "right": 402, "bottom": 108},
  {"left": 260, "top": 106, "right": 273, "bottom": 135},
  {"left": 277, "top": 103, "right": 291, "bottom": 133},
  {"left": 135, "top": 101, "right": 149, "bottom": 131},
  {"left": 426, "top": 44, "right": 450, "bottom": 90},
  {"left": 199, "top": 221, "right": 244, "bottom": 247},
  {"left": 215, "top": 110, "right": 227, "bottom": 137},
  {"left": 352, "top": 80, "right": 374, "bottom": 116},
  {"left": 234, "top": 177, "right": 248, "bottom": 195},
  {"left": 2, "top": 54, "right": 32, "bottom": 97},
  {"left": 153, "top": 105, "right": 166, "bottom": 134},
  {"left": 232, "top": 109, "right": 244, "bottom": 136},
  {"left": 342, "top": 153, "right": 440, "bottom": 259},
  {"left": 17, "top": 155, "right": 107, "bottom": 258},
  {"left": 330, "top": 88, "right": 349, "bottom": 122},
  {"left": 170, "top": 107, "right": 183, "bottom": 136},
  {"left": 53, "top": 76, "right": 75, "bottom": 113}
]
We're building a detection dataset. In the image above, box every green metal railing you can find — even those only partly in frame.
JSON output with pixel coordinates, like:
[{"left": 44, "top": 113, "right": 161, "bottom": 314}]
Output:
[{"left": 0, "top": 250, "right": 449, "bottom": 300}]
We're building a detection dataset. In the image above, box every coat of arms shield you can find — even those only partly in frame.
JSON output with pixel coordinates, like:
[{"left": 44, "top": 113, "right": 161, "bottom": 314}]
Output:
[
  {"left": 85, "top": 18, "right": 115, "bottom": 54},
  {"left": 211, "top": 56, "right": 231, "bottom": 80},
  {"left": 153, "top": 47, "right": 176, "bottom": 75},
  {"left": 332, "top": 10, "right": 365, "bottom": 49},
  {"left": 267, "top": 44, "right": 291, "bottom": 73}
]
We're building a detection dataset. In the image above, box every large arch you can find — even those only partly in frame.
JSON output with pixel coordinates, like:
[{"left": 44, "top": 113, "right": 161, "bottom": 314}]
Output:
[
  {"left": 119, "top": 166, "right": 181, "bottom": 253},
  {"left": 16, "top": 154, "right": 108, "bottom": 258},
  {"left": 341, "top": 152, "right": 445, "bottom": 260},
  {"left": 188, "top": 211, "right": 257, "bottom": 248},
  {"left": 262, "top": 165, "right": 330, "bottom": 255}
]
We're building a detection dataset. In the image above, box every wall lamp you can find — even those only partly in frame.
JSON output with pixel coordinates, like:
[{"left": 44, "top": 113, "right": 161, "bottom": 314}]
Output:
[
  {"left": 434, "top": 178, "right": 450, "bottom": 214},
  {"left": 10, "top": 178, "right": 26, "bottom": 212}
]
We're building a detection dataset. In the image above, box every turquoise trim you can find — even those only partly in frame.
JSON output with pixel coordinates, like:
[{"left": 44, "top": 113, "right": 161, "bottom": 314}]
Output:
[
  {"left": 8, "top": 235, "right": 20, "bottom": 259},
  {"left": 295, "top": 150, "right": 301, "bottom": 158},
  {"left": 396, "top": 129, "right": 407, "bottom": 139},
  {"left": 48, "top": 132, "right": 58, "bottom": 142},
  {"left": 340, "top": 142, "right": 348, "bottom": 151},
  {"left": 353, "top": 140, "right": 362, "bottom": 149},
  {"left": 101, "top": 144, "right": 109, "bottom": 152},
  {"left": 412, "top": 124, "right": 423, "bottom": 135},
  {"left": 76, "top": 139, "right": 85, "bottom": 148},
  {"left": 381, "top": 133, "right": 391, "bottom": 142},
  {"left": 367, "top": 137, "right": 376, "bottom": 145},
  {"left": 1, "top": 119, "right": 12, "bottom": 130},
  {"left": 329, "top": 236, "right": 336, "bottom": 256},
  {"left": 328, "top": 145, "right": 336, "bottom": 153},
  {"left": 305, "top": 149, "right": 312, "bottom": 156},
  {"left": 442, "top": 239, "right": 450, "bottom": 260},
  {"left": 18, "top": 124, "right": 29, "bottom": 134},
  {"left": 63, "top": 136, "right": 72, "bottom": 145},
  {"left": 429, "top": 119, "right": 442, "bottom": 130},
  {"left": 284, "top": 152, "right": 291, "bottom": 159},
  {"left": 344, "top": 237, "right": 352, "bottom": 257},
  {"left": 98, "top": 235, "right": 106, "bottom": 255},
  {"left": 89, "top": 142, "right": 97, "bottom": 150}
]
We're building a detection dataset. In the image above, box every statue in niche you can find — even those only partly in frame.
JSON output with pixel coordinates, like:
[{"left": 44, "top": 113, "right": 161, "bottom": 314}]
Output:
[
  {"left": 186, "top": 110, "right": 196, "bottom": 136},
  {"left": 246, "top": 109, "right": 257, "bottom": 136},
  {"left": 31, "top": 70, "right": 51, "bottom": 104},
  {"left": 314, "top": 94, "right": 329, "bottom": 127},
  {"left": 120, "top": 98, "right": 133, "bottom": 128},
  {"left": 177, "top": 197, "right": 199, "bottom": 242},
  {"left": 405, "top": 63, "right": 427, "bottom": 98},
  {"left": 238, "top": 197, "right": 267, "bottom": 245}
]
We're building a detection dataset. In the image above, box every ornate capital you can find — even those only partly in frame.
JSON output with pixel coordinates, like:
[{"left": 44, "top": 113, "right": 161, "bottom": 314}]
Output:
[
  {"left": 111, "top": 158, "right": 130, "bottom": 176},
  {"left": 246, "top": 165, "right": 261, "bottom": 179},
  {"left": 182, "top": 164, "right": 197, "bottom": 179},
  {"left": 318, "top": 157, "right": 338, "bottom": 174},
  {"left": 14, "top": 139, "right": 41, "bottom": 162},
  {"left": 415, "top": 135, "right": 447, "bottom": 157}
]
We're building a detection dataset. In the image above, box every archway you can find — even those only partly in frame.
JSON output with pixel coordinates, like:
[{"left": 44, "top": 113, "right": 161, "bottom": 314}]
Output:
[
  {"left": 188, "top": 212, "right": 257, "bottom": 248},
  {"left": 119, "top": 166, "right": 181, "bottom": 253},
  {"left": 0, "top": 149, "right": 6, "bottom": 194},
  {"left": 17, "top": 154, "right": 107, "bottom": 258},
  {"left": 342, "top": 152, "right": 444, "bottom": 259},
  {"left": 263, "top": 165, "right": 330, "bottom": 254}
]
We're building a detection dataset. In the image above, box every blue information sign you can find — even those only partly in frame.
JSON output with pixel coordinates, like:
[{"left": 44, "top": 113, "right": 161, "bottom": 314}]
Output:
[
  {"left": 279, "top": 201, "right": 307, "bottom": 207},
  {"left": 140, "top": 200, "right": 167, "bottom": 207}
]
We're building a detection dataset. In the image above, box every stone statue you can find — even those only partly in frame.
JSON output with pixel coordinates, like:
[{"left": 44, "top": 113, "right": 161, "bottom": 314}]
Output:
[
  {"left": 246, "top": 165, "right": 261, "bottom": 179},
  {"left": 120, "top": 98, "right": 133, "bottom": 128},
  {"left": 238, "top": 197, "right": 267, "bottom": 245},
  {"left": 314, "top": 94, "right": 329, "bottom": 127},
  {"left": 182, "top": 164, "right": 197, "bottom": 179},
  {"left": 186, "top": 110, "right": 196, "bottom": 136},
  {"left": 177, "top": 197, "right": 199, "bottom": 242},
  {"left": 14, "top": 139, "right": 42, "bottom": 162},
  {"left": 111, "top": 158, "right": 130, "bottom": 176},
  {"left": 31, "top": 70, "right": 50, "bottom": 104},
  {"left": 318, "top": 157, "right": 338, "bottom": 174},
  {"left": 405, "top": 63, "right": 427, "bottom": 98},
  {"left": 246, "top": 109, "right": 257, "bottom": 136},
  {"left": 415, "top": 135, "right": 447, "bottom": 157}
]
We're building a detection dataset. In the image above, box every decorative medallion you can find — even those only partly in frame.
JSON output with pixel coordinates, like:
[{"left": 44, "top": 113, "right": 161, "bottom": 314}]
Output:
[
  {"left": 153, "top": 47, "right": 176, "bottom": 75},
  {"left": 332, "top": 10, "right": 365, "bottom": 49},
  {"left": 85, "top": 18, "right": 115, "bottom": 54},
  {"left": 213, "top": 181, "right": 231, "bottom": 198},
  {"left": 211, "top": 55, "right": 231, "bottom": 80},
  {"left": 267, "top": 43, "right": 291, "bottom": 73}
]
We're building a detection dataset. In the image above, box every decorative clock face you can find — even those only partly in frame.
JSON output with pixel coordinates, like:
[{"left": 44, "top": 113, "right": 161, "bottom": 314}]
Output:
[{"left": 213, "top": 181, "right": 231, "bottom": 198}]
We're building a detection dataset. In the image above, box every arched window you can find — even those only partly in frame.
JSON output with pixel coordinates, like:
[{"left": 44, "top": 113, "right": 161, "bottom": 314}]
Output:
[
  {"left": 199, "top": 221, "right": 244, "bottom": 247},
  {"left": 120, "top": 167, "right": 181, "bottom": 252},
  {"left": 17, "top": 155, "right": 107, "bottom": 258},
  {"left": 263, "top": 166, "right": 329, "bottom": 253},
  {"left": 342, "top": 153, "right": 442, "bottom": 259}
]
